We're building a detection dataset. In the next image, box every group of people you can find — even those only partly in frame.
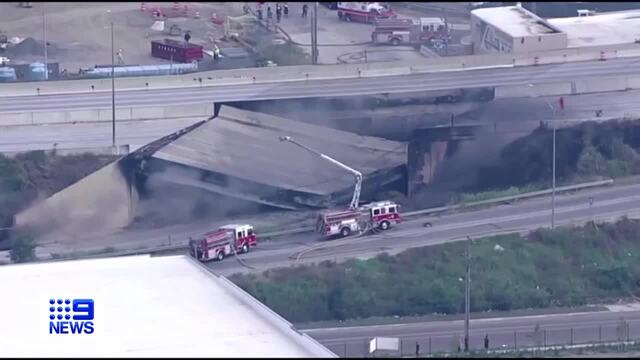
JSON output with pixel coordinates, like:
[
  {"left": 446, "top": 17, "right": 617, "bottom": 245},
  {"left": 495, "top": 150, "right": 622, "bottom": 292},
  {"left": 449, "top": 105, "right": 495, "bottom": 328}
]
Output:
[{"left": 253, "top": 2, "right": 291, "bottom": 23}]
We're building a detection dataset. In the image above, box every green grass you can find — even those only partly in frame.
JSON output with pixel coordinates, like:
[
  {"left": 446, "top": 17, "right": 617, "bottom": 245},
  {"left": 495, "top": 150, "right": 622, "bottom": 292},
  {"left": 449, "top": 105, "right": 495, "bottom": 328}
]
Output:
[{"left": 230, "top": 218, "right": 640, "bottom": 323}]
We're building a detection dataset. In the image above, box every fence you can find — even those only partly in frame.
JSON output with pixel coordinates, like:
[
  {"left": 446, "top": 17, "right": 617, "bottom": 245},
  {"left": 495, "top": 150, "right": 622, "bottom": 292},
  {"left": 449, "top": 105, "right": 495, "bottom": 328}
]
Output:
[{"left": 321, "top": 318, "right": 640, "bottom": 357}]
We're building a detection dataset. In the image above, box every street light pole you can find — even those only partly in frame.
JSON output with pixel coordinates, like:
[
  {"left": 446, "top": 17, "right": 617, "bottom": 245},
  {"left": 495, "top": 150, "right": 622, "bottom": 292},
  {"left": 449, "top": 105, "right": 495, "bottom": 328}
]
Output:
[
  {"left": 528, "top": 84, "right": 556, "bottom": 229},
  {"left": 464, "top": 236, "right": 471, "bottom": 352},
  {"left": 110, "top": 16, "right": 116, "bottom": 148},
  {"left": 42, "top": 3, "right": 48, "bottom": 80}
]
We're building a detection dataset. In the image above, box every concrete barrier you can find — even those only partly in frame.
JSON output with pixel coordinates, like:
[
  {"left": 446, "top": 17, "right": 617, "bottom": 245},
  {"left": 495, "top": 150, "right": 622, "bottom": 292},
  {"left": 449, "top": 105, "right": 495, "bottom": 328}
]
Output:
[
  {"left": 3, "top": 145, "right": 130, "bottom": 158},
  {"left": 0, "top": 103, "right": 213, "bottom": 126},
  {"left": 0, "top": 112, "right": 33, "bottom": 126},
  {"left": 574, "top": 77, "right": 629, "bottom": 94},
  {"left": 495, "top": 81, "right": 574, "bottom": 98}
]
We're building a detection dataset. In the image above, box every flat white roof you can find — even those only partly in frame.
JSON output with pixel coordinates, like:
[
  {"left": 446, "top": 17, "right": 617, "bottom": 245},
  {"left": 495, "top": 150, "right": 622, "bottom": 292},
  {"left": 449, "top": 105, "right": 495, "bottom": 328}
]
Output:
[
  {"left": 472, "top": 6, "right": 562, "bottom": 37},
  {"left": 0, "top": 255, "right": 336, "bottom": 358},
  {"left": 549, "top": 10, "right": 640, "bottom": 48}
]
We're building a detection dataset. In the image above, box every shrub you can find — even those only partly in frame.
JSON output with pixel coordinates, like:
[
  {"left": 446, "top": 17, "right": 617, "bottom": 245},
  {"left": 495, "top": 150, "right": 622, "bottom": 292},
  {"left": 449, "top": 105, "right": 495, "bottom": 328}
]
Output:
[{"left": 9, "top": 233, "right": 37, "bottom": 263}]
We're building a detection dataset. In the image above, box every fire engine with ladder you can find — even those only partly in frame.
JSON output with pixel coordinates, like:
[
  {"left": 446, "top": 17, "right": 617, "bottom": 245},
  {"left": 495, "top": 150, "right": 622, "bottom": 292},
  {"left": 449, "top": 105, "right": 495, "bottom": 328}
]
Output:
[
  {"left": 189, "top": 224, "right": 257, "bottom": 262},
  {"left": 280, "top": 136, "right": 402, "bottom": 239}
]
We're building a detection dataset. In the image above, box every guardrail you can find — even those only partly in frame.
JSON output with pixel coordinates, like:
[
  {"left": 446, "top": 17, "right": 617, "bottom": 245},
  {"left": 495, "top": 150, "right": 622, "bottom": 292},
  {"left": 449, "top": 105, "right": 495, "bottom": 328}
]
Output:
[{"left": 33, "top": 178, "right": 614, "bottom": 263}]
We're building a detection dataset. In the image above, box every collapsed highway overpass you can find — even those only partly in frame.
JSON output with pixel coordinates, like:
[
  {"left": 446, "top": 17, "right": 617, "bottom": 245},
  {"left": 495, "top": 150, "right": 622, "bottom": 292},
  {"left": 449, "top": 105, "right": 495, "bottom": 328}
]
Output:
[{"left": 16, "top": 106, "right": 407, "bottom": 238}]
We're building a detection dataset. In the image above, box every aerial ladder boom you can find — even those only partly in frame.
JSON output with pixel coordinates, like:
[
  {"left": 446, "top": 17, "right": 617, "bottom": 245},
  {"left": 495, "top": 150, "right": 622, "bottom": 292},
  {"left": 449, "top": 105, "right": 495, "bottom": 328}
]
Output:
[{"left": 279, "top": 136, "right": 363, "bottom": 209}]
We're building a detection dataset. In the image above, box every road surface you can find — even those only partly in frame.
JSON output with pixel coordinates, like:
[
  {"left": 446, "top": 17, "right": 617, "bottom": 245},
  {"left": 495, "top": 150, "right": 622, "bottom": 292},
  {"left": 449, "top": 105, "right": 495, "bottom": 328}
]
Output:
[
  {"left": 208, "top": 181, "right": 640, "bottom": 276},
  {"left": 3, "top": 88, "right": 640, "bottom": 153},
  {"left": 301, "top": 308, "right": 640, "bottom": 356},
  {"left": 2, "top": 57, "right": 640, "bottom": 112}
]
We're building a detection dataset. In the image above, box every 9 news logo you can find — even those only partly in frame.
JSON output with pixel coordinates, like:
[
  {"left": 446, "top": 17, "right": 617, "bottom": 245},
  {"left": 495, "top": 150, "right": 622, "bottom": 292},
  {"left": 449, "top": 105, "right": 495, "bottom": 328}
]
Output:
[{"left": 48, "top": 298, "right": 95, "bottom": 335}]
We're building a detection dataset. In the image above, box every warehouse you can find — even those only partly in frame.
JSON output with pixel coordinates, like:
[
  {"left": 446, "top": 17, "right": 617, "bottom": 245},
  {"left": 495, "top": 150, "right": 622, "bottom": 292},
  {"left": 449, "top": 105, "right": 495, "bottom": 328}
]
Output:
[
  {"left": 471, "top": 5, "right": 567, "bottom": 55},
  {"left": 0, "top": 255, "right": 336, "bottom": 357},
  {"left": 471, "top": 5, "right": 640, "bottom": 55}
]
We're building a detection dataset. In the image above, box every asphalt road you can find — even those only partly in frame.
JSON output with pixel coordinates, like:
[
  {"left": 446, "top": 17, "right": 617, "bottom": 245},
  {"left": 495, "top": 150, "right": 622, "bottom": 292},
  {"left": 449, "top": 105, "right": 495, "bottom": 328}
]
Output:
[
  {"left": 2, "top": 57, "right": 640, "bottom": 112},
  {"left": 3, "top": 88, "right": 640, "bottom": 153},
  {"left": 208, "top": 181, "right": 640, "bottom": 276},
  {"left": 302, "top": 309, "right": 640, "bottom": 356}
]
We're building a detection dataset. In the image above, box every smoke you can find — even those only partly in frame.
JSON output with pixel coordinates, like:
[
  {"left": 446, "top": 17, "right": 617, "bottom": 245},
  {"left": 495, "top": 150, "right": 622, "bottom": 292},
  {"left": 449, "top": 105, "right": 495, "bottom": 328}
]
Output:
[{"left": 131, "top": 162, "right": 272, "bottom": 229}]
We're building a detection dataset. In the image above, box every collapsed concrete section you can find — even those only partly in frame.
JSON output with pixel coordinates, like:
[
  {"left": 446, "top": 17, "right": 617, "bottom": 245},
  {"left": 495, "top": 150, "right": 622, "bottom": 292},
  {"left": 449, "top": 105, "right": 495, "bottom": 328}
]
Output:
[
  {"left": 15, "top": 106, "right": 407, "bottom": 241},
  {"left": 144, "top": 106, "right": 407, "bottom": 210}
]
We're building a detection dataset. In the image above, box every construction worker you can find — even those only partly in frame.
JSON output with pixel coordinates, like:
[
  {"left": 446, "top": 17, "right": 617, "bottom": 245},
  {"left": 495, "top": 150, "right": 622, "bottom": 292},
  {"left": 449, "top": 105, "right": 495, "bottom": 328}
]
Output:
[
  {"left": 243, "top": 4, "right": 249, "bottom": 15},
  {"left": 256, "top": 3, "right": 263, "bottom": 20},
  {"left": 283, "top": 2, "right": 289, "bottom": 17},
  {"left": 484, "top": 334, "right": 489, "bottom": 350},
  {"left": 302, "top": 3, "right": 308, "bottom": 18},
  {"left": 267, "top": 5, "right": 272, "bottom": 19},
  {"left": 213, "top": 44, "right": 220, "bottom": 61},
  {"left": 415, "top": 342, "right": 420, "bottom": 356},
  {"left": 276, "top": 3, "right": 282, "bottom": 22}
]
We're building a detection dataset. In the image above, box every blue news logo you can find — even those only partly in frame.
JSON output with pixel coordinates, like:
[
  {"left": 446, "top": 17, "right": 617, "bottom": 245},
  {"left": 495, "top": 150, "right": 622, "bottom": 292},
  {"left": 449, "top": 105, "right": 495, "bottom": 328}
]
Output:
[{"left": 48, "top": 298, "right": 94, "bottom": 334}]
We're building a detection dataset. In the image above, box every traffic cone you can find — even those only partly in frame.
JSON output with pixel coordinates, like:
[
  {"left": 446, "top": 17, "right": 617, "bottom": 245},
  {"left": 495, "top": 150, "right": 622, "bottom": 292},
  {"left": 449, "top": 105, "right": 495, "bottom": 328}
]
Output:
[
  {"left": 140, "top": 2, "right": 146, "bottom": 11},
  {"left": 173, "top": 2, "right": 179, "bottom": 10},
  {"left": 194, "top": 11, "right": 200, "bottom": 19}
]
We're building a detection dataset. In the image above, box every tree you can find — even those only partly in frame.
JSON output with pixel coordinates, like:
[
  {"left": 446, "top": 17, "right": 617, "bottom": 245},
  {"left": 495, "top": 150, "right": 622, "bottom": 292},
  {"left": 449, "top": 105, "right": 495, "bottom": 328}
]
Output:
[{"left": 9, "top": 233, "right": 37, "bottom": 263}]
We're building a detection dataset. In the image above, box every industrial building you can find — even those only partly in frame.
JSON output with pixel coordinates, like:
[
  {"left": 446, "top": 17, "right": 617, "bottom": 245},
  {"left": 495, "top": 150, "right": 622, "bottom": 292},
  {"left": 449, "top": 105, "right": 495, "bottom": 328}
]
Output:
[
  {"left": 0, "top": 254, "right": 336, "bottom": 357},
  {"left": 471, "top": 6, "right": 640, "bottom": 54}
]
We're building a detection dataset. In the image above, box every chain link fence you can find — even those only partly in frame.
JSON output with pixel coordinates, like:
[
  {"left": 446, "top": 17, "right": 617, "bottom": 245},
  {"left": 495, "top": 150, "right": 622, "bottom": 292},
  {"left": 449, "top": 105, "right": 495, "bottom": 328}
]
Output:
[{"left": 322, "top": 318, "right": 640, "bottom": 357}]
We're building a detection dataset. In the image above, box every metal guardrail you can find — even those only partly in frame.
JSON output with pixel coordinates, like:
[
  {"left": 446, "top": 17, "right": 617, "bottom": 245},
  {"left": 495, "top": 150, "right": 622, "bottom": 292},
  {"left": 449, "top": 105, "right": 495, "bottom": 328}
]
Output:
[{"left": 39, "top": 178, "right": 614, "bottom": 262}]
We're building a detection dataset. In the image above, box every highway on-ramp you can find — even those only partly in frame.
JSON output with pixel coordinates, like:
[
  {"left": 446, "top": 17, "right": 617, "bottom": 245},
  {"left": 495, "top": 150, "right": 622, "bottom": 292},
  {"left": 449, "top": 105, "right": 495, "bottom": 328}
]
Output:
[
  {"left": 301, "top": 308, "right": 640, "bottom": 356},
  {"left": 2, "top": 57, "right": 640, "bottom": 112},
  {"left": 209, "top": 181, "right": 640, "bottom": 276}
]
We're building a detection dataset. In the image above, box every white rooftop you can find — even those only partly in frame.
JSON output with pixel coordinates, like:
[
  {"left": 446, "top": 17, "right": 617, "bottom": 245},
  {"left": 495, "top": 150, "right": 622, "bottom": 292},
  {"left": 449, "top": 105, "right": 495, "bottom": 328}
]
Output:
[
  {"left": 0, "top": 255, "right": 336, "bottom": 358},
  {"left": 549, "top": 10, "right": 640, "bottom": 48},
  {"left": 472, "top": 6, "right": 562, "bottom": 37}
]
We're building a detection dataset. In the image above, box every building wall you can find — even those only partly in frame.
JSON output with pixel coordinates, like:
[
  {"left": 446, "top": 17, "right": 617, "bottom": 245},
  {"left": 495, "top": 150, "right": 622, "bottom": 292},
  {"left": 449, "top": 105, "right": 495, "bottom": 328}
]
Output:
[
  {"left": 471, "top": 13, "right": 515, "bottom": 54},
  {"left": 471, "top": 12, "right": 568, "bottom": 54}
]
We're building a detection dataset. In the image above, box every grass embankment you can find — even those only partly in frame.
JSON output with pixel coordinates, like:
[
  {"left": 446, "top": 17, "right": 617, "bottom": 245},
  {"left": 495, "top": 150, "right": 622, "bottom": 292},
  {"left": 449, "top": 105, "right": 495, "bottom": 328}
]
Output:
[
  {"left": 230, "top": 218, "right": 640, "bottom": 323},
  {"left": 0, "top": 151, "right": 117, "bottom": 252}
]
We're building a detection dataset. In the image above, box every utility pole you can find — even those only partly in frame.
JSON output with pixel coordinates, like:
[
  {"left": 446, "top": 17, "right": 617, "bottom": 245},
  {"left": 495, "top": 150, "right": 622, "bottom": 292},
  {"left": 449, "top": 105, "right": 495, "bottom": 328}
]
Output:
[
  {"left": 42, "top": 3, "right": 48, "bottom": 80},
  {"left": 551, "top": 122, "right": 556, "bottom": 229},
  {"left": 464, "top": 236, "right": 471, "bottom": 352},
  {"left": 311, "top": 2, "right": 318, "bottom": 65},
  {"left": 109, "top": 14, "right": 116, "bottom": 148}
]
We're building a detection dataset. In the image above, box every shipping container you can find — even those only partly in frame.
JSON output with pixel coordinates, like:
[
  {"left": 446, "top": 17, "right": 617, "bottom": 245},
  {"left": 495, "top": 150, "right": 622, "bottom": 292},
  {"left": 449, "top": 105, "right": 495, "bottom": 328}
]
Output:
[{"left": 151, "top": 39, "right": 203, "bottom": 63}]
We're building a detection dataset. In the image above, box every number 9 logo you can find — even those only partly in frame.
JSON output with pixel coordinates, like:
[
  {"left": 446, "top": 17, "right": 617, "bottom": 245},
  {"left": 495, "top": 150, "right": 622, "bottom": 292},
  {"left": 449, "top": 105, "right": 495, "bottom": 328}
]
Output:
[{"left": 72, "top": 299, "right": 94, "bottom": 320}]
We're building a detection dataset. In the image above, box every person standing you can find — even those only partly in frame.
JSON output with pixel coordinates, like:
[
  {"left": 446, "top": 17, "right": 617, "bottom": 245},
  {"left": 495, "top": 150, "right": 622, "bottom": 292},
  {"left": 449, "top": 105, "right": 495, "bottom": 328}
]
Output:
[
  {"left": 283, "top": 2, "right": 289, "bottom": 17},
  {"left": 267, "top": 5, "right": 273, "bottom": 19},
  {"left": 484, "top": 334, "right": 489, "bottom": 350},
  {"left": 415, "top": 342, "right": 420, "bottom": 357},
  {"left": 213, "top": 44, "right": 220, "bottom": 62},
  {"left": 302, "top": 3, "right": 308, "bottom": 18},
  {"left": 276, "top": 3, "right": 282, "bottom": 22}
]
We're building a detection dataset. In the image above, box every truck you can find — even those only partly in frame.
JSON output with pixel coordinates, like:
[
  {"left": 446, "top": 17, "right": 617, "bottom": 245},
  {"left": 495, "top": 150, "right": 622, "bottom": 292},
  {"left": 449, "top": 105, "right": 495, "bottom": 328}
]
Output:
[
  {"left": 280, "top": 136, "right": 402, "bottom": 240},
  {"left": 316, "top": 200, "right": 402, "bottom": 238},
  {"left": 372, "top": 17, "right": 451, "bottom": 46},
  {"left": 337, "top": 2, "right": 396, "bottom": 23},
  {"left": 188, "top": 224, "right": 258, "bottom": 262}
]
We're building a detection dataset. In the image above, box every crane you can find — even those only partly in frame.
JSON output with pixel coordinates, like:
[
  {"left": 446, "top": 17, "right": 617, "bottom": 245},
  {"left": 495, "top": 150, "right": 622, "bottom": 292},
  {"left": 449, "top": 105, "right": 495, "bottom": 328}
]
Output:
[{"left": 279, "top": 135, "right": 363, "bottom": 210}]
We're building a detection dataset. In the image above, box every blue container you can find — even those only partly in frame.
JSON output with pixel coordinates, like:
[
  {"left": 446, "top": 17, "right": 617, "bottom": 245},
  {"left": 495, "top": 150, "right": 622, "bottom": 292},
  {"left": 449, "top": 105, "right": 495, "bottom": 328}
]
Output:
[
  {"left": 30, "top": 62, "right": 46, "bottom": 81},
  {"left": 0, "top": 67, "right": 17, "bottom": 82}
]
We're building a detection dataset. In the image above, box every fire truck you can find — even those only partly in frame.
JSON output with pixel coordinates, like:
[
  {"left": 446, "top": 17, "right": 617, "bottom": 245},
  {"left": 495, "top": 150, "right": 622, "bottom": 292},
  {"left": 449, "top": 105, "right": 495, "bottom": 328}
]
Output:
[
  {"left": 189, "top": 224, "right": 258, "bottom": 262},
  {"left": 316, "top": 201, "right": 402, "bottom": 238},
  {"left": 372, "top": 17, "right": 451, "bottom": 46},
  {"left": 280, "top": 136, "right": 402, "bottom": 240},
  {"left": 337, "top": 2, "right": 396, "bottom": 23}
]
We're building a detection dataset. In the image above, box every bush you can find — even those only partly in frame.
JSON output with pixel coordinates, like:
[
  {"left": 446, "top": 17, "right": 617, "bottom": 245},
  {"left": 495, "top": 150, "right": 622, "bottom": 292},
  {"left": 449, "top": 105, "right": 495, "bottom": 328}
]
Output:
[
  {"left": 231, "top": 219, "right": 640, "bottom": 323},
  {"left": 9, "top": 233, "right": 37, "bottom": 263}
]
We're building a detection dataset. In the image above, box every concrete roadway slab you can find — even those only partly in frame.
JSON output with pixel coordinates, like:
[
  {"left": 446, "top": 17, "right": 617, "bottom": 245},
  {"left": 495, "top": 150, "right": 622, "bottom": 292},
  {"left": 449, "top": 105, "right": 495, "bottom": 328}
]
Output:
[{"left": 152, "top": 105, "right": 407, "bottom": 196}]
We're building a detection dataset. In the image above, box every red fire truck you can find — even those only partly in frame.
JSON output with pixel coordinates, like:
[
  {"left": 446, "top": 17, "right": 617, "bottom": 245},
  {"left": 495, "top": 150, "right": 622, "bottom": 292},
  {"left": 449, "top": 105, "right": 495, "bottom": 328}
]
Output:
[
  {"left": 189, "top": 224, "right": 258, "bottom": 262},
  {"left": 372, "top": 17, "right": 451, "bottom": 46},
  {"left": 316, "top": 201, "right": 402, "bottom": 238},
  {"left": 337, "top": 2, "right": 396, "bottom": 23}
]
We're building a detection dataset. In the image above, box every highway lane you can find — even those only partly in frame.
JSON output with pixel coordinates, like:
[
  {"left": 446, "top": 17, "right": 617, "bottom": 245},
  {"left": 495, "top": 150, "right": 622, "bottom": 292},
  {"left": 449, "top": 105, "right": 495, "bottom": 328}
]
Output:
[
  {"left": 0, "top": 117, "right": 203, "bottom": 153},
  {"left": 2, "top": 57, "right": 640, "bottom": 112},
  {"left": 209, "top": 182, "right": 640, "bottom": 276},
  {"left": 3, "top": 88, "right": 640, "bottom": 154},
  {"left": 301, "top": 309, "right": 640, "bottom": 356}
]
